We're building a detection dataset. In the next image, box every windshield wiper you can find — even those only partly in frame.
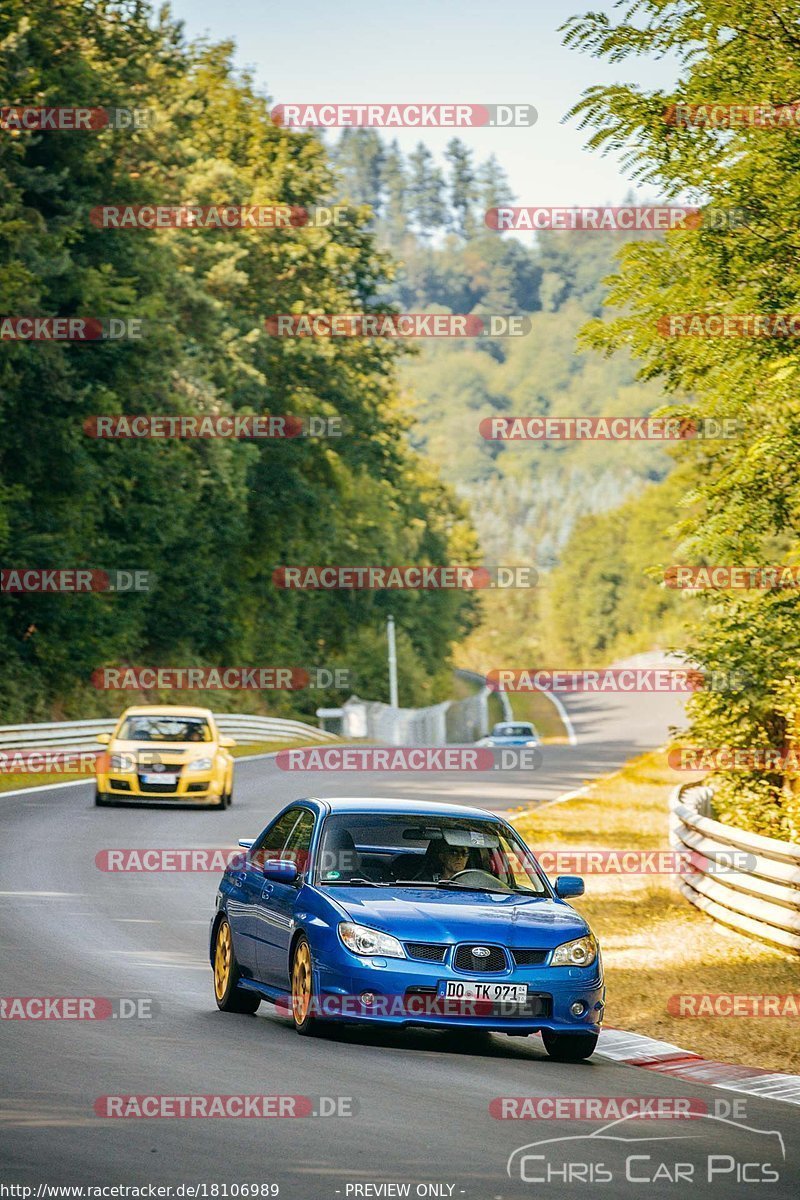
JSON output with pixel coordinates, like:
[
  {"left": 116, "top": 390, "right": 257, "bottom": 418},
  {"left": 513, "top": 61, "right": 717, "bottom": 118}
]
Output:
[
  {"left": 321, "top": 877, "right": 381, "bottom": 887},
  {"left": 433, "top": 880, "right": 512, "bottom": 894}
]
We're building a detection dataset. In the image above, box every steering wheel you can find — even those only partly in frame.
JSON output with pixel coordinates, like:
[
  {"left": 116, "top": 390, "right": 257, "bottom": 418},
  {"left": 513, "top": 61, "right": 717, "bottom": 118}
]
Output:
[{"left": 446, "top": 869, "right": 512, "bottom": 892}]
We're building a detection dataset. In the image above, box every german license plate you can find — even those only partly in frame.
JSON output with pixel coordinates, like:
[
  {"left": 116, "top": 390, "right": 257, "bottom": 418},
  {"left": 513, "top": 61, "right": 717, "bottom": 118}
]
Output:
[
  {"left": 440, "top": 981, "right": 529, "bottom": 1003},
  {"left": 142, "top": 773, "right": 177, "bottom": 785}
]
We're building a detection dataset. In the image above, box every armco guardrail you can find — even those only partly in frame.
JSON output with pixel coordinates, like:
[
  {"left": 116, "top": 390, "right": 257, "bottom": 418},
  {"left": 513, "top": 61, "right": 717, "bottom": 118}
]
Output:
[
  {"left": 0, "top": 714, "right": 338, "bottom": 751},
  {"left": 669, "top": 782, "right": 800, "bottom": 954}
]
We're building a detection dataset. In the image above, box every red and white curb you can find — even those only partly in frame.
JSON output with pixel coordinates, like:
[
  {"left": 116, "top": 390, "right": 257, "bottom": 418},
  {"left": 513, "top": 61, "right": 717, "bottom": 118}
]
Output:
[{"left": 597, "top": 1027, "right": 800, "bottom": 1107}]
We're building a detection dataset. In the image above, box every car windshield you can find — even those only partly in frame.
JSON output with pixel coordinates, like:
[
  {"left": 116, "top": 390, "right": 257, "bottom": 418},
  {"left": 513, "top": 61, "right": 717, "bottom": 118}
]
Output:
[
  {"left": 493, "top": 724, "right": 534, "bottom": 737},
  {"left": 117, "top": 716, "right": 212, "bottom": 743},
  {"left": 316, "top": 813, "right": 547, "bottom": 894}
]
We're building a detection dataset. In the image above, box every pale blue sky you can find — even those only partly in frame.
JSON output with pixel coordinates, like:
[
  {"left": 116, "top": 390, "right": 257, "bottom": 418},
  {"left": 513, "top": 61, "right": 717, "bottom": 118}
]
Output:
[{"left": 167, "top": 0, "right": 681, "bottom": 207}]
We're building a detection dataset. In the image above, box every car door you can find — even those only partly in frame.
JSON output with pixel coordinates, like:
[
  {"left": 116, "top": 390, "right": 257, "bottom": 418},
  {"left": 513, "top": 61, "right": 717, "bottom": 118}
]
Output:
[
  {"left": 257, "top": 808, "right": 316, "bottom": 988},
  {"left": 229, "top": 809, "right": 300, "bottom": 973}
]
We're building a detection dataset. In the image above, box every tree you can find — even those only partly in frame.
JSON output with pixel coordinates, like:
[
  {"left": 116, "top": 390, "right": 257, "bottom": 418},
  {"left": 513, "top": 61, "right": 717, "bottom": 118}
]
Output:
[
  {"left": 332, "top": 128, "right": 385, "bottom": 212},
  {"left": 379, "top": 139, "right": 410, "bottom": 247},
  {"left": 562, "top": 0, "right": 800, "bottom": 838},
  {"left": 407, "top": 143, "right": 448, "bottom": 239},
  {"left": 444, "top": 137, "right": 478, "bottom": 238},
  {"left": 0, "top": 0, "right": 478, "bottom": 720}
]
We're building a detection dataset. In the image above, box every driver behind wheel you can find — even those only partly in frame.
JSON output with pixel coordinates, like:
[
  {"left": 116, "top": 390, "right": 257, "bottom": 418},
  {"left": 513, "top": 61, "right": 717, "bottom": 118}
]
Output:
[{"left": 409, "top": 840, "right": 471, "bottom": 882}]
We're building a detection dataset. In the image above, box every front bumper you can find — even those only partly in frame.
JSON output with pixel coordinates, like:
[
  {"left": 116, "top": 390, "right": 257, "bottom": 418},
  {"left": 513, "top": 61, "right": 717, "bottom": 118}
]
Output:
[
  {"left": 99, "top": 771, "right": 221, "bottom": 804},
  {"left": 313, "top": 948, "right": 604, "bottom": 1034}
]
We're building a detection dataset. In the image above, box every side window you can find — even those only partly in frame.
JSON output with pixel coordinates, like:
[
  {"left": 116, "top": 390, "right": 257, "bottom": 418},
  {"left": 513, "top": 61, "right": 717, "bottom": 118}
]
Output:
[
  {"left": 251, "top": 810, "right": 301, "bottom": 869},
  {"left": 283, "top": 810, "right": 315, "bottom": 876}
]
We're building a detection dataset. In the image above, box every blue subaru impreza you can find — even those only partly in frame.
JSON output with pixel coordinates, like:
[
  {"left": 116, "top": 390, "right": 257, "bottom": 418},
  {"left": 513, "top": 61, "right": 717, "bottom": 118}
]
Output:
[{"left": 210, "top": 798, "right": 604, "bottom": 1060}]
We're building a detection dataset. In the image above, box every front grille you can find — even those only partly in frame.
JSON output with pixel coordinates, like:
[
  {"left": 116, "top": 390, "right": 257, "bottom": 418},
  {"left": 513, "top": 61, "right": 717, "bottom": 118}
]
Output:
[
  {"left": 404, "top": 986, "right": 438, "bottom": 999},
  {"left": 511, "top": 948, "right": 548, "bottom": 966},
  {"left": 405, "top": 942, "right": 448, "bottom": 962},
  {"left": 453, "top": 944, "right": 507, "bottom": 973}
]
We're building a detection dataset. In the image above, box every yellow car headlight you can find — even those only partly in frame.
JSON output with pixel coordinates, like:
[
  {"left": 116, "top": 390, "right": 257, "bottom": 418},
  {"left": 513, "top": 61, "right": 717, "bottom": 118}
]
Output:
[{"left": 187, "top": 757, "right": 213, "bottom": 772}]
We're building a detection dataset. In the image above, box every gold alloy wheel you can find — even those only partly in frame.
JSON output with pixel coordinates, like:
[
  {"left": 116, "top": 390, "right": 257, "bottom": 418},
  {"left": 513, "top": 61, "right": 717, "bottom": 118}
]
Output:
[
  {"left": 214, "top": 920, "right": 232, "bottom": 1001},
  {"left": 292, "top": 940, "right": 312, "bottom": 1025}
]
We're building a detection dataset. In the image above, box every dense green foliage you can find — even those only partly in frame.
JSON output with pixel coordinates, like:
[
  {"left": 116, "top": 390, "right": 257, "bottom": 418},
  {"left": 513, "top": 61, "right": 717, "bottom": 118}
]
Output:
[
  {"left": 561, "top": 0, "right": 800, "bottom": 839},
  {"left": 546, "top": 469, "right": 689, "bottom": 663},
  {"left": 0, "top": 0, "right": 478, "bottom": 720},
  {"left": 331, "top": 131, "right": 674, "bottom": 570}
]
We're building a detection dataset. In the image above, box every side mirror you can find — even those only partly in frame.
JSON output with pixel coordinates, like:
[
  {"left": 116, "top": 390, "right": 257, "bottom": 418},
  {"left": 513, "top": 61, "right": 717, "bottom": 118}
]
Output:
[
  {"left": 96, "top": 733, "right": 111, "bottom": 745},
  {"left": 262, "top": 859, "right": 298, "bottom": 885},
  {"left": 219, "top": 736, "right": 235, "bottom": 748},
  {"left": 555, "top": 875, "right": 585, "bottom": 899}
]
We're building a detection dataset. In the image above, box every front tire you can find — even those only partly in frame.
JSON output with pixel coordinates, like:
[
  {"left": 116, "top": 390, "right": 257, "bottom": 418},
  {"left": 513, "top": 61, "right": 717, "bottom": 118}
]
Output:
[
  {"left": 213, "top": 917, "right": 261, "bottom": 1014},
  {"left": 291, "top": 936, "right": 323, "bottom": 1036},
  {"left": 542, "top": 1029, "right": 598, "bottom": 1062}
]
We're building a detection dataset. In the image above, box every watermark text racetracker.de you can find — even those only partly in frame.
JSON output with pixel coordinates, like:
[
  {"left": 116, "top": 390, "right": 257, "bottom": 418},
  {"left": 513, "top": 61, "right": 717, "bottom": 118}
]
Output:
[
  {"left": 94, "top": 1095, "right": 357, "bottom": 1118},
  {"left": 486, "top": 205, "right": 748, "bottom": 232},
  {"left": 90, "top": 666, "right": 350, "bottom": 690},
  {"left": 668, "top": 746, "right": 800, "bottom": 771},
  {"left": 491, "top": 1095, "right": 749, "bottom": 1120},
  {"left": 83, "top": 415, "right": 342, "bottom": 439},
  {"left": 270, "top": 102, "right": 537, "bottom": 127},
  {"left": 1, "top": 569, "right": 150, "bottom": 593},
  {"left": 1, "top": 317, "right": 144, "bottom": 341},
  {"left": 480, "top": 416, "right": 742, "bottom": 441},
  {"left": 0, "top": 106, "right": 152, "bottom": 131},
  {"left": 90, "top": 204, "right": 352, "bottom": 230},
  {"left": 0, "top": 996, "right": 156, "bottom": 1019},
  {"left": 272, "top": 565, "right": 537, "bottom": 589},
  {"left": 264, "top": 314, "right": 530, "bottom": 338},
  {"left": 657, "top": 313, "right": 800, "bottom": 337},
  {"left": 664, "top": 102, "right": 800, "bottom": 128},
  {"left": 668, "top": 994, "right": 800, "bottom": 1017},
  {"left": 486, "top": 668, "right": 748, "bottom": 693},
  {"left": 665, "top": 565, "right": 800, "bottom": 590},
  {"left": 274, "top": 746, "right": 543, "bottom": 771},
  {"left": 0, "top": 749, "right": 108, "bottom": 775}
]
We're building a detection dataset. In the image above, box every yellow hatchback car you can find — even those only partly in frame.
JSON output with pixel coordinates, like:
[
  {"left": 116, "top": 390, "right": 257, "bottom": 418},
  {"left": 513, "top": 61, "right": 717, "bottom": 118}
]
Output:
[{"left": 95, "top": 705, "right": 235, "bottom": 808}]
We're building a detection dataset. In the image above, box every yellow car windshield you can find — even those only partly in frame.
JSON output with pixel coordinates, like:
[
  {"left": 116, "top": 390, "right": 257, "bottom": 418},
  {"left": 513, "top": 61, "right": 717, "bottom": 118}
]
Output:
[{"left": 117, "top": 717, "right": 212, "bottom": 743}]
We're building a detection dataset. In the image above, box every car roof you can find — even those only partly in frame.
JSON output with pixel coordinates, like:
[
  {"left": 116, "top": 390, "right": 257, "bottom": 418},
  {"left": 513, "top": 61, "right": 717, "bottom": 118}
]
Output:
[
  {"left": 118, "top": 706, "right": 214, "bottom": 717},
  {"left": 312, "top": 797, "right": 501, "bottom": 821},
  {"left": 495, "top": 721, "right": 533, "bottom": 730}
]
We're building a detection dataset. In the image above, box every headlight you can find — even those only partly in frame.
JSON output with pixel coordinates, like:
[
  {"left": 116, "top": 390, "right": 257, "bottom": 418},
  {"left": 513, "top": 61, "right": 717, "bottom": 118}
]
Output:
[
  {"left": 550, "top": 934, "right": 597, "bottom": 967},
  {"left": 109, "top": 754, "right": 133, "bottom": 771},
  {"left": 525, "top": 740, "right": 538, "bottom": 746},
  {"left": 339, "top": 922, "right": 406, "bottom": 959},
  {"left": 187, "top": 757, "right": 213, "bottom": 772}
]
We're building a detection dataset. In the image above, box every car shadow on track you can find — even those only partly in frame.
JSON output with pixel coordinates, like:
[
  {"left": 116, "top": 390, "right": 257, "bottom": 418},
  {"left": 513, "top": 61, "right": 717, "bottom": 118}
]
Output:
[{"left": 202, "top": 1004, "right": 598, "bottom": 1065}]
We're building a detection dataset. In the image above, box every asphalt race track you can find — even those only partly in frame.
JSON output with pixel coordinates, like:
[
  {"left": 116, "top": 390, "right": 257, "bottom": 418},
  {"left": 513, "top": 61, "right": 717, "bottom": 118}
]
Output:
[{"left": 2, "top": 687, "right": 798, "bottom": 1198}]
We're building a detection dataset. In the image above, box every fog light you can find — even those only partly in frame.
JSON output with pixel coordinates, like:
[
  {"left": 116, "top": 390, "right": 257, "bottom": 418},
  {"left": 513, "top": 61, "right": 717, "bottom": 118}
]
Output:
[
  {"left": 570, "top": 1000, "right": 587, "bottom": 1017},
  {"left": 360, "top": 991, "right": 376, "bottom": 1007}
]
